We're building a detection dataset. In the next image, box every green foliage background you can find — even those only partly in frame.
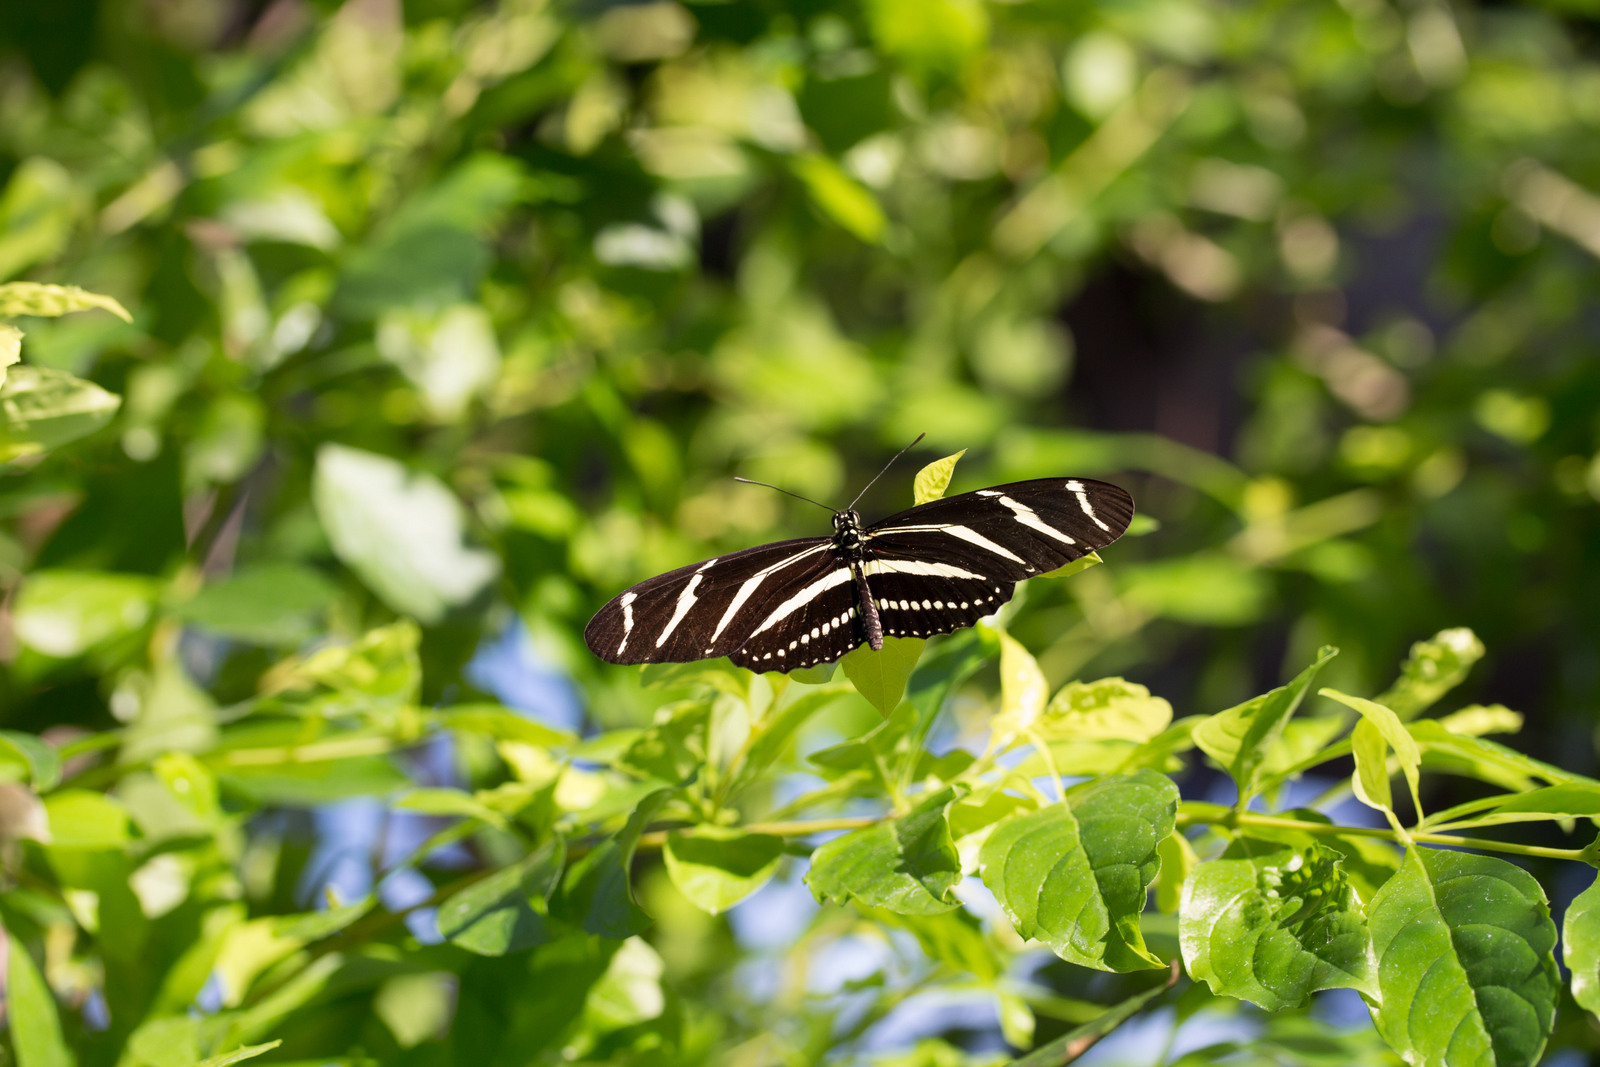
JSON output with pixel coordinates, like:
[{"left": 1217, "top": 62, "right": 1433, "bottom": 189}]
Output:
[{"left": 2, "top": 0, "right": 1600, "bottom": 1064}]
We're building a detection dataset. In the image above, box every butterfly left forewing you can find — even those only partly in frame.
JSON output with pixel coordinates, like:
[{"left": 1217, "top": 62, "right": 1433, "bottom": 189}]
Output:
[{"left": 584, "top": 536, "right": 835, "bottom": 665}]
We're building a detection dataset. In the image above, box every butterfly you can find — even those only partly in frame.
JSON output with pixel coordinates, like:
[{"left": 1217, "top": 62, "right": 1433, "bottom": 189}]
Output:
[{"left": 584, "top": 446, "right": 1134, "bottom": 672}]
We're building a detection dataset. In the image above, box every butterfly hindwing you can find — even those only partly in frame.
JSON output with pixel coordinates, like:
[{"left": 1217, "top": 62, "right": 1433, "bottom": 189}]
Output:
[{"left": 863, "top": 558, "right": 1016, "bottom": 641}]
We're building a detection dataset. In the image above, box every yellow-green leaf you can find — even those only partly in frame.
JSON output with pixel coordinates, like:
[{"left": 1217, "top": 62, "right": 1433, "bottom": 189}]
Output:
[
  {"left": 792, "top": 154, "right": 887, "bottom": 244},
  {"left": 841, "top": 636, "right": 926, "bottom": 716},
  {"left": 0, "top": 323, "right": 19, "bottom": 387},
  {"left": 1321, "top": 688, "right": 1422, "bottom": 821},
  {"left": 0, "top": 366, "right": 122, "bottom": 462},
  {"left": 0, "top": 282, "right": 132, "bottom": 322},
  {"left": 992, "top": 630, "right": 1046, "bottom": 744},
  {"left": 913, "top": 449, "right": 966, "bottom": 505},
  {"left": 6, "top": 937, "right": 71, "bottom": 1067}
]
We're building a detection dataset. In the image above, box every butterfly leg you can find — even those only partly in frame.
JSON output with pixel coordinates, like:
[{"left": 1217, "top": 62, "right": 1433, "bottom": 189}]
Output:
[{"left": 850, "top": 560, "right": 883, "bottom": 651}]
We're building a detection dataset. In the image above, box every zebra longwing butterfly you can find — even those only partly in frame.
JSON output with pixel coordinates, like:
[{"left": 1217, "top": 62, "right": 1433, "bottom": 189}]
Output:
[{"left": 584, "top": 461, "right": 1135, "bottom": 672}]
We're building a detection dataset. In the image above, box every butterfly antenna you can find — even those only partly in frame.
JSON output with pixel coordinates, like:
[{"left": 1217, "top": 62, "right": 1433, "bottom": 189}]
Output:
[
  {"left": 847, "top": 432, "right": 926, "bottom": 512},
  {"left": 733, "top": 477, "right": 838, "bottom": 513}
]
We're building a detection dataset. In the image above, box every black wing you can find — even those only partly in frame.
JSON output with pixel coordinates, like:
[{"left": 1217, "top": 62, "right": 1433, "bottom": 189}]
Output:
[
  {"left": 584, "top": 536, "right": 864, "bottom": 670},
  {"left": 861, "top": 478, "right": 1133, "bottom": 641}
]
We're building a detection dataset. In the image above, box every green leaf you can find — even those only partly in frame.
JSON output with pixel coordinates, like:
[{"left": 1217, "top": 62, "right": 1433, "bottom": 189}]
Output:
[
  {"left": 44, "top": 789, "right": 130, "bottom": 849},
  {"left": 1377, "top": 627, "right": 1485, "bottom": 720},
  {"left": 126, "top": 1015, "right": 199, "bottom": 1067},
  {"left": 1179, "top": 840, "right": 1376, "bottom": 1010},
  {"left": 12, "top": 570, "right": 157, "bottom": 658},
  {"left": 563, "top": 788, "right": 672, "bottom": 939},
  {"left": 841, "top": 636, "right": 926, "bottom": 716},
  {"left": 0, "top": 282, "right": 133, "bottom": 322},
  {"left": 277, "top": 619, "right": 422, "bottom": 715},
  {"left": 792, "top": 153, "right": 887, "bottom": 244},
  {"left": 1039, "top": 550, "right": 1102, "bottom": 579},
  {"left": 1436, "top": 704, "right": 1522, "bottom": 738},
  {"left": 217, "top": 755, "right": 411, "bottom": 805},
  {"left": 1041, "top": 677, "right": 1173, "bottom": 743},
  {"left": 434, "top": 703, "right": 575, "bottom": 748},
  {"left": 865, "top": 0, "right": 989, "bottom": 74},
  {"left": 438, "top": 837, "right": 564, "bottom": 955},
  {"left": 639, "top": 658, "right": 749, "bottom": 699},
  {"left": 1408, "top": 720, "right": 1573, "bottom": 794},
  {"left": 807, "top": 787, "right": 963, "bottom": 915},
  {"left": 6, "top": 936, "right": 72, "bottom": 1067},
  {"left": 913, "top": 449, "right": 966, "bottom": 505},
  {"left": 991, "top": 630, "right": 1047, "bottom": 744},
  {"left": 663, "top": 827, "right": 784, "bottom": 914},
  {"left": 980, "top": 770, "right": 1178, "bottom": 971},
  {"left": 1428, "top": 783, "right": 1600, "bottom": 829},
  {"left": 0, "top": 730, "right": 61, "bottom": 790},
  {"left": 0, "top": 323, "right": 19, "bottom": 386},
  {"left": 1153, "top": 831, "right": 1196, "bottom": 914},
  {"left": 394, "top": 788, "right": 510, "bottom": 829},
  {"left": 312, "top": 444, "right": 499, "bottom": 623},
  {"left": 738, "top": 686, "right": 849, "bottom": 784},
  {"left": 0, "top": 159, "right": 78, "bottom": 281},
  {"left": 1193, "top": 647, "right": 1336, "bottom": 802},
  {"left": 1367, "top": 848, "right": 1557, "bottom": 1067},
  {"left": 1564, "top": 871, "right": 1600, "bottom": 1018},
  {"left": 862, "top": 905, "right": 1001, "bottom": 980},
  {"left": 0, "top": 366, "right": 121, "bottom": 461},
  {"left": 169, "top": 563, "right": 339, "bottom": 646},
  {"left": 1007, "top": 966, "right": 1175, "bottom": 1067},
  {"left": 1119, "top": 554, "right": 1270, "bottom": 626},
  {"left": 1320, "top": 689, "right": 1422, "bottom": 821},
  {"left": 192, "top": 1041, "right": 282, "bottom": 1067},
  {"left": 905, "top": 625, "right": 1000, "bottom": 723}
]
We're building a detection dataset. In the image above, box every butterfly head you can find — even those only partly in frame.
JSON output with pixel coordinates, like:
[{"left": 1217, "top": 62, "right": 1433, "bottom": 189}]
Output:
[{"left": 833, "top": 509, "right": 865, "bottom": 551}]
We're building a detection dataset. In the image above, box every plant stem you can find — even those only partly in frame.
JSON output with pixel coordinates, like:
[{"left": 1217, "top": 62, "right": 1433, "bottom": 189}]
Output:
[
  {"left": 1178, "top": 805, "right": 1597, "bottom": 864},
  {"left": 634, "top": 814, "right": 882, "bottom": 851}
]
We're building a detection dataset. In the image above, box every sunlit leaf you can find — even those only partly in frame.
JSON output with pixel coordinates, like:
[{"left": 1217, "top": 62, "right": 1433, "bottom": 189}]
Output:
[
  {"left": 312, "top": 444, "right": 499, "bottom": 623},
  {"left": 1367, "top": 848, "right": 1557, "bottom": 1067},
  {"left": 438, "top": 837, "right": 564, "bottom": 955},
  {"left": 0, "top": 323, "right": 19, "bottom": 386},
  {"left": 193, "top": 1041, "right": 283, "bottom": 1067},
  {"left": 0, "top": 281, "right": 132, "bottom": 321},
  {"left": 792, "top": 154, "right": 887, "bottom": 244},
  {"left": 1180, "top": 840, "right": 1376, "bottom": 1010},
  {"left": 980, "top": 770, "right": 1177, "bottom": 971},
  {"left": 912, "top": 449, "right": 966, "bottom": 505},
  {"left": 45, "top": 789, "right": 131, "bottom": 849},
  {"left": 170, "top": 563, "right": 338, "bottom": 646},
  {"left": 991, "top": 630, "right": 1047, "bottom": 744},
  {"left": 6, "top": 938, "right": 70, "bottom": 1067},
  {"left": 1564, "top": 872, "right": 1600, "bottom": 1018},
  {"left": 1320, "top": 689, "right": 1422, "bottom": 821},
  {"left": 841, "top": 636, "right": 926, "bottom": 716},
  {"left": 0, "top": 366, "right": 121, "bottom": 461},
  {"left": 1042, "top": 677, "right": 1173, "bottom": 743},
  {"left": 1377, "top": 627, "right": 1484, "bottom": 720},
  {"left": 663, "top": 827, "right": 784, "bottom": 914},
  {"left": 563, "top": 788, "right": 672, "bottom": 939},
  {"left": 808, "top": 787, "right": 963, "bottom": 915},
  {"left": 1193, "top": 647, "right": 1336, "bottom": 803}
]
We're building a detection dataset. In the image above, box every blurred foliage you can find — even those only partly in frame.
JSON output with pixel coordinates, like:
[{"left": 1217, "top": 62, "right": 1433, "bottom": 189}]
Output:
[{"left": 1, "top": 0, "right": 1600, "bottom": 1063}]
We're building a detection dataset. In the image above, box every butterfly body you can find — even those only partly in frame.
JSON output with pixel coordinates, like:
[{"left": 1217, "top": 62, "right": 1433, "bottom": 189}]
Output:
[{"left": 584, "top": 478, "right": 1134, "bottom": 671}]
